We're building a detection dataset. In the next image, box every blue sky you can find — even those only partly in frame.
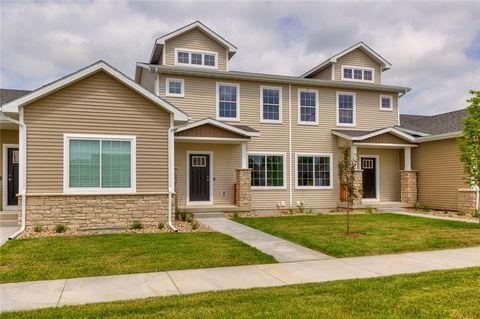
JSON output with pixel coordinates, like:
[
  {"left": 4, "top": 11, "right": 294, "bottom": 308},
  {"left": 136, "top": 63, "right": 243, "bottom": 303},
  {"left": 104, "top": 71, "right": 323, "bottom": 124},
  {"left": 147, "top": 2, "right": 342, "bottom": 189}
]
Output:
[{"left": 1, "top": 0, "right": 479, "bottom": 115}]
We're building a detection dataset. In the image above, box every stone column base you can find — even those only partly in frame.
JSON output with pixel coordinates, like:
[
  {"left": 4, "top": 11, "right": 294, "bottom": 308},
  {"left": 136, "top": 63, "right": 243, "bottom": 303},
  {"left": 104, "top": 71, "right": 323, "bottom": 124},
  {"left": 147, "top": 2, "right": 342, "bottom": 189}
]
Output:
[
  {"left": 235, "top": 168, "right": 252, "bottom": 208},
  {"left": 458, "top": 189, "right": 477, "bottom": 213},
  {"left": 400, "top": 170, "right": 418, "bottom": 204},
  {"left": 353, "top": 169, "right": 363, "bottom": 204}
]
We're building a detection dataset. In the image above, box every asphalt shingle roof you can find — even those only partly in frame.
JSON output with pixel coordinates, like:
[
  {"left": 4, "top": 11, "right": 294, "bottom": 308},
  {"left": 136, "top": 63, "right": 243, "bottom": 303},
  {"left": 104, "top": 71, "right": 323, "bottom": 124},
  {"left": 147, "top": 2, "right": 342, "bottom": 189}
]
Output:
[
  {"left": 0, "top": 88, "right": 31, "bottom": 106},
  {"left": 399, "top": 109, "right": 467, "bottom": 135}
]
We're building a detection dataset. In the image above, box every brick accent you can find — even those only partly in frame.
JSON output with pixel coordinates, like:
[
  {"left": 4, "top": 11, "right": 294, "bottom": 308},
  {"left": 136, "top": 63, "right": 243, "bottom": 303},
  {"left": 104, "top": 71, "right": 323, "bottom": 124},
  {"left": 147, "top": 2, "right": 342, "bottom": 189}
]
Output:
[
  {"left": 458, "top": 189, "right": 477, "bottom": 213},
  {"left": 354, "top": 169, "right": 363, "bottom": 204},
  {"left": 235, "top": 168, "right": 252, "bottom": 208},
  {"left": 400, "top": 170, "right": 417, "bottom": 204},
  {"left": 18, "top": 193, "right": 171, "bottom": 230}
]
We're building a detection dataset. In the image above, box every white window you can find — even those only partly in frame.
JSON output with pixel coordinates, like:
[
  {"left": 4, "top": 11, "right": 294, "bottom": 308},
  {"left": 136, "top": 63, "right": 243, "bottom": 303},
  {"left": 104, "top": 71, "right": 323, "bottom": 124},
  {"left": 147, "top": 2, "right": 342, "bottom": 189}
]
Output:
[
  {"left": 260, "top": 86, "right": 282, "bottom": 123},
  {"left": 248, "top": 153, "right": 286, "bottom": 189},
  {"left": 166, "top": 78, "right": 184, "bottom": 97},
  {"left": 175, "top": 48, "right": 218, "bottom": 69},
  {"left": 295, "top": 153, "right": 333, "bottom": 189},
  {"left": 64, "top": 134, "right": 136, "bottom": 193},
  {"left": 216, "top": 82, "right": 240, "bottom": 121},
  {"left": 336, "top": 92, "right": 356, "bottom": 127},
  {"left": 298, "top": 89, "right": 318, "bottom": 125},
  {"left": 379, "top": 95, "right": 393, "bottom": 111},
  {"left": 341, "top": 65, "right": 375, "bottom": 83}
]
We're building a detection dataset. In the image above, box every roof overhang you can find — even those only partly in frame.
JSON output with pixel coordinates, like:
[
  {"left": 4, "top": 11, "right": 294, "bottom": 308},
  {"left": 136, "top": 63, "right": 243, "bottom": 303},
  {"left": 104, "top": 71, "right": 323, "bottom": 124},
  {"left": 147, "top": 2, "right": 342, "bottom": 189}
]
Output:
[
  {"left": 301, "top": 42, "right": 392, "bottom": 78},
  {"left": 332, "top": 127, "right": 417, "bottom": 143},
  {"left": 394, "top": 126, "right": 430, "bottom": 137},
  {"left": 415, "top": 131, "right": 463, "bottom": 143},
  {"left": 1, "top": 61, "right": 190, "bottom": 122},
  {"left": 175, "top": 118, "right": 260, "bottom": 138}
]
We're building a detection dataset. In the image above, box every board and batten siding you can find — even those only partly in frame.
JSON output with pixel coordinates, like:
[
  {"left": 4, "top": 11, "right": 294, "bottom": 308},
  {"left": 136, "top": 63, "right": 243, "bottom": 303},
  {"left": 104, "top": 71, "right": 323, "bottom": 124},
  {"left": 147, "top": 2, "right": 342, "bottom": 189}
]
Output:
[
  {"left": 164, "top": 29, "right": 228, "bottom": 71},
  {"left": 23, "top": 71, "right": 171, "bottom": 194},
  {"left": 0, "top": 129, "right": 19, "bottom": 207},
  {"left": 334, "top": 48, "right": 382, "bottom": 84},
  {"left": 412, "top": 138, "right": 467, "bottom": 210}
]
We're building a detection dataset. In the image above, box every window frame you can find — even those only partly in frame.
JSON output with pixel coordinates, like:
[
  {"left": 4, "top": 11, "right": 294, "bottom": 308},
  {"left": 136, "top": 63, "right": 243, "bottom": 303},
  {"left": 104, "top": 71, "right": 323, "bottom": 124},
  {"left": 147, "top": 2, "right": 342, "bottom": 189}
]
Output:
[
  {"left": 216, "top": 82, "right": 240, "bottom": 122},
  {"left": 297, "top": 88, "right": 319, "bottom": 125},
  {"left": 165, "top": 78, "right": 185, "bottom": 97},
  {"left": 379, "top": 95, "right": 393, "bottom": 111},
  {"left": 63, "top": 133, "right": 136, "bottom": 194},
  {"left": 295, "top": 153, "right": 333, "bottom": 190},
  {"left": 248, "top": 152, "right": 287, "bottom": 190},
  {"left": 260, "top": 85, "right": 283, "bottom": 124},
  {"left": 336, "top": 91, "right": 357, "bottom": 127},
  {"left": 174, "top": 48, "right": 218, "bottom": 69},
  {"left": 341, "top": 65, "right": 375, "bottom": 83}
]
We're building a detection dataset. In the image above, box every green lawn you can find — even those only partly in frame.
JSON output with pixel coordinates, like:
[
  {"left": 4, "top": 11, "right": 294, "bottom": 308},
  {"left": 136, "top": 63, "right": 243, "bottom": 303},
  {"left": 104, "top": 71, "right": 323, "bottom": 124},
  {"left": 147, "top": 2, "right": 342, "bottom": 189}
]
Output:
[
  {"left": 234, "top": 213, "right": 480, "bottom": 257},
  {"left": 0, "top": 232, "right": 275, "bottom": 283},
  {"left": 4, "top": 267, "right": 479, "bottom": 318}
]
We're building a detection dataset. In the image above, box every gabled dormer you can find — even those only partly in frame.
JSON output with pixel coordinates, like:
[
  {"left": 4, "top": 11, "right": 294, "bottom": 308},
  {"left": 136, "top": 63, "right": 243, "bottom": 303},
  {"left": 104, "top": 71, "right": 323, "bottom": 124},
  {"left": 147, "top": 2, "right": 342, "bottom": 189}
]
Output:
[
  {"left": 300, "top": 42, "right": 391, "bottom": 84},
  {"left": 149, "top": 21, "right": 237, "bottom": 71}
]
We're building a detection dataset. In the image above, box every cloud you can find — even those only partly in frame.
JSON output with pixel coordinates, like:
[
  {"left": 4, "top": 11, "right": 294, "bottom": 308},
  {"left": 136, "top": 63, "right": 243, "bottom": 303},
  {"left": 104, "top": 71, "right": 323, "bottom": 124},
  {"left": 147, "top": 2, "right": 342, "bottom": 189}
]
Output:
[{"left": 1, "top": 1, "right": 479, "bottom": 115}]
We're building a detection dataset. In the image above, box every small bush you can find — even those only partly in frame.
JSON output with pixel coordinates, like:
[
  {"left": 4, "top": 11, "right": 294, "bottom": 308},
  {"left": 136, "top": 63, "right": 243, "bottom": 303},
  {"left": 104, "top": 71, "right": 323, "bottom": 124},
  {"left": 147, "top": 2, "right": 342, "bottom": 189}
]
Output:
[
  {"left": 190, "top": 221, "right": 199, "bottom": 230},
  {"left": 413, "top": 202, "right": 430, "bottom": 212},
  {"left": 55, "top": 224, "right": 66, "bottom": 233},
  {"left": 186, "top": 215, "right": 193, "bottom": 223},
  {"left": 365, "top": 206, "right": 375, "bottom": 214},
  {"left": 177, "top": 210, "right": 190, "bottom": 222},
  {"left": 473, "top": 210, "right": 480, "bottom": 218},
  {"left": 296, "top": 201, "right": 306, "bottom": 214},
  {"left": 456, "top": 210, "right": 466, "bottom": 216},
  {"left": 233, "top": 211, "right": 240, "bottom": 218},
  {"left": 33, "top": 224, "right": 44, "bottom": 233},
  {"left": 131, "top": 220, "right": 143, "bottom": 229},
  {"left": 158, "top": 222, "right": 165, "bottom": 229}
]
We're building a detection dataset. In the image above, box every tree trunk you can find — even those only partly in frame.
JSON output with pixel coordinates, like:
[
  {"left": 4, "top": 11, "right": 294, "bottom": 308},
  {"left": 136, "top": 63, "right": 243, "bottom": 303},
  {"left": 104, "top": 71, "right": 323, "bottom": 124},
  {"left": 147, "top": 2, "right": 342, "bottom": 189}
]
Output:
[{"left": 347, "top": 203, "right": 350, "bottom": 235}]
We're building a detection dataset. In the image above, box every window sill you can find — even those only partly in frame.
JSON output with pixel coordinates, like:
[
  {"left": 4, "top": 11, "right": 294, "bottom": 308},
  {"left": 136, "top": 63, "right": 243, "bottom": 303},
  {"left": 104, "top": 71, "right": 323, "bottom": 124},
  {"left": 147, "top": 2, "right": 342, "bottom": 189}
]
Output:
[
  {"left": 217, "top": 117, "right": 240, "bottom": 122},
  {"left": 298, "top": 121, "right": 319, "bottom": 126},
  {"left": 252, "top": 186, "right": 287, "bottom": 191},
  {"left": 336, "top": 123, "right": 356, "bottom": 128},
  {"left": 166, "top": 94, "right": 185, "bottom": 98},
  {"left": 260, "top": 120, "right": 283, "bottom": 124},
  {"left": 379, "top": 108, "right": 393, "bottom": 112},
  {"left": 295, "top": 186, "right": 333, "bottom": 190}
]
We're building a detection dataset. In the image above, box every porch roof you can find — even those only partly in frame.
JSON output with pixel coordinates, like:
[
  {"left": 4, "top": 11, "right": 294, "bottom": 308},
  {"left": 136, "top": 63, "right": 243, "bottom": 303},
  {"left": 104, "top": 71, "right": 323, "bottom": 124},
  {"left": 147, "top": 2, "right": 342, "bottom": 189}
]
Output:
[
  {"left": 175, "top": 118, "right": 260, "bottom": 138},
  {"left": 332, "top": 127, "right": 417, "bottom": 143}
]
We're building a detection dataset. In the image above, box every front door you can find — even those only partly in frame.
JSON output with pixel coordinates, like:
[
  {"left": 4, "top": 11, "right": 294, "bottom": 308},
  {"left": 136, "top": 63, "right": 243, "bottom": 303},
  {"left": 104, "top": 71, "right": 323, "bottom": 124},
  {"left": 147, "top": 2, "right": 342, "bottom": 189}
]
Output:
[
  {"left": 7, "top": 148, "right": 19, "bottom": 206},
  {"left": 361, "top": 157, "right": 377, "bottom": 199},
  {"left": 189, "top": 154, "right": 210, "bottom": 202}
]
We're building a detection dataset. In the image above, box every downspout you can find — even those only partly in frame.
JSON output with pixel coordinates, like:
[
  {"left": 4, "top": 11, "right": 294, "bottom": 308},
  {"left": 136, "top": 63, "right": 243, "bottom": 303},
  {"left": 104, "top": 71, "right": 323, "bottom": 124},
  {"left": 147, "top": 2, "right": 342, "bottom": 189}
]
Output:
[
  {"left": 288, "top": 84, "right": 293, "bottom": 209},
  {"left": 167, "top": 115, "right": 178, "bottom": 232},
  {"left": 1, "top": 109, "right": 27, "bottom": 239}
]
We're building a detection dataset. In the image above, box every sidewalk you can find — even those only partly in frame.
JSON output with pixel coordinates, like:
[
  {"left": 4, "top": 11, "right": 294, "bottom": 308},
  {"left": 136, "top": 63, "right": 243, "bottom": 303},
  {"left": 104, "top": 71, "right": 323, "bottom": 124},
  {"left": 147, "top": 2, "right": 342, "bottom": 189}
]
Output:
[
  {"left": 197, "top": 217, "right": 331, "bottom": 262},
  {"left": 2, "top": 246, "right": 479, "bottom": 312},
  {"left": 391, "top": 211, "right": 479, "bottom": 223}
]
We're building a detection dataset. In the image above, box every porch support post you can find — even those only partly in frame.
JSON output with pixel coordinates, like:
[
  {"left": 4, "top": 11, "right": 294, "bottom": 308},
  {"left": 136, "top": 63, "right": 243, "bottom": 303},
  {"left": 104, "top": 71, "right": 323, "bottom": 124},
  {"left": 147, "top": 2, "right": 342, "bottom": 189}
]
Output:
[
  {"left": 241, "top": 142, "right": 248, "bottom": 169},
  {"left": 235, "top": 168, "right": 252, "bottom": 208},
  {"left": 350, "top": 144, "right": 358, "bottom": 169},
  {"left": 404, "top": 146, "right": 412, "bottom": 171},
  {"left": 400, "top": 170, "right": 418, "bottom": 204}
]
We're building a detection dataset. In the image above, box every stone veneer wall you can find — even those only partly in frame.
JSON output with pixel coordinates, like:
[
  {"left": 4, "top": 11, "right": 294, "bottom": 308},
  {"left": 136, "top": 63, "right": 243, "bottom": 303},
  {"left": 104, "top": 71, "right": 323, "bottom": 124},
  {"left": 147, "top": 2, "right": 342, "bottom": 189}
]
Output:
[
  {"left": 353, "top": 169, "right": 363, "bottom": 204},
  {"left": 458, "top": 189, "right": 477, "bottom": 213},
  {"left": 18, "top": 193, "right": 172, "bottom": 230},
  {"left": 400, "top": 170, "right": 418, "bottom": 204},
  {"left": 235, "top": 168, "right": 252, "bottom": 208}
]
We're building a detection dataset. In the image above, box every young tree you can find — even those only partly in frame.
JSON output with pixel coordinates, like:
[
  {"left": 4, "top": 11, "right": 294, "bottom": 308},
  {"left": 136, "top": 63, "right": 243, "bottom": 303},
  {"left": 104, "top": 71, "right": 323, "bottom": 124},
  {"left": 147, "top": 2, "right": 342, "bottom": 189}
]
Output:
[
  {"left": 458, "top": 90, "right": 480, "bottom": 222},
  {"left": 338, "top": 148, "right": 361, "bottom": 234}
]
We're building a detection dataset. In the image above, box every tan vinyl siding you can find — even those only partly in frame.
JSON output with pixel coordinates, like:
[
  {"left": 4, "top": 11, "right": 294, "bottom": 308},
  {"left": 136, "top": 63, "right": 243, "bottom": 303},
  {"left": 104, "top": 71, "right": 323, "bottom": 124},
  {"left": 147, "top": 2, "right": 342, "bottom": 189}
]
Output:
[
  {"left": 139, "top": 69, "right": 156, "bottom": 93},
  {"left": 23, "top": 71, "right": 170, "bottom": 194},
  {"left": 335, "top": 48, "right": 382, "bottom": 84},
  {"left": 310, "top": 65, "right": 332, "bottom": 80},
  {"left": 164, "top": 29, "right": 227, "bottom": 71},
  {"left": 358, "top": 148, "right": 400, "bottom": 202},
  {"left": 0, "top": 129, "right": 19, "bottom": 207},
  {"left": 176, "top": 124, "right": 245, "bottom": 139},
  {"left": 361, "top": 133, "right": 412, "bottom": 145},
  {"left": 412, "top": 138, "right": 467, "bottom": 210},
  {"left": 175, "top": 142, "right": 241, "bottom": 206}
]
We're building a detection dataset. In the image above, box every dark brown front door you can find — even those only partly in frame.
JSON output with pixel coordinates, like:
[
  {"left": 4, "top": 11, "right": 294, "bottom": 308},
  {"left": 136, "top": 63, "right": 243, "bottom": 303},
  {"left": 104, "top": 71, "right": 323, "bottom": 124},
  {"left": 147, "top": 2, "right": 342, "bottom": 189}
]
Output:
[
  {"left": 361, "top": 157, "right": 377, "bottom": 199},
  {"left": 189, "top": 154, "right": 210, "bottom": 202},
  {"left": 7, "top": 148, "right": 19, "bottom": 206}
]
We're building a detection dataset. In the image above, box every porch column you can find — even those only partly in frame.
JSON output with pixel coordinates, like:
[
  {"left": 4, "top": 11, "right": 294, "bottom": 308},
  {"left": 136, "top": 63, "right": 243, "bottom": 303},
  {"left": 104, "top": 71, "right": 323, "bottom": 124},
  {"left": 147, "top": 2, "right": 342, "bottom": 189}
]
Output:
[
  {"left": 235, "top": 168, "right": 252, "bottom": 208},
  {"left": 400, "top": 146, "right": 417, "bottom": 204},
  {"left": 404, "top": 147, "right": 411, "bottom": 171},
  {"left": 350, "top": 144, "right": 359, "bottom": 169},
  {"left": 241, "top": 142, "right": 248, "bottom": 169}
]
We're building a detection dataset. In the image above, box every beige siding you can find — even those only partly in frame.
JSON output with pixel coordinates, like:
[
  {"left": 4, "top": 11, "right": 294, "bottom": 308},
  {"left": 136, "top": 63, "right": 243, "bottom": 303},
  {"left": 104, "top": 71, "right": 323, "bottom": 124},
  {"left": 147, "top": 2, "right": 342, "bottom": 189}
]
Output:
[
  {"left": 334, "top": 48, "right": 382, "bottom": 84},
  {"left": 0, "top": 129, "right": 19, "bottom": 207},
  {"left": 175, "top": 142, "right": 241, "bottom": 206},
  {"left": 176, "top": 124, "right": 245, "bottom": 139},
  {"left": 164, "top": 29, "right": 227, "bottom": 71},
  {"left": 412, "top": 138, "right": 467, "bottom": 210},
  {"left": 24, "top": 71, "right": 171, "bottom": 194},
  {"left": 358, "top": 148, "right": 400, "bottom": 202},
  {"left": 310, "top": 65, "right": 332, "bottom": 80},
  {"left": 361, "top": 133, "right": 412, "bottom": 145},
  {"left": 139, "top": 69, "right": 156, "bottom": 93}
]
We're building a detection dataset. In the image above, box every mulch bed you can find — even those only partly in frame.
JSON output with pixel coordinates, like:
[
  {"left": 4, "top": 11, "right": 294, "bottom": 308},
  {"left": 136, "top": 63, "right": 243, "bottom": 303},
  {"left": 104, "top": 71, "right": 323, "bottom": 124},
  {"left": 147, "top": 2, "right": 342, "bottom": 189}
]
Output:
[{"left": 408, "top": 208, "right": 478, "bottom": 220}]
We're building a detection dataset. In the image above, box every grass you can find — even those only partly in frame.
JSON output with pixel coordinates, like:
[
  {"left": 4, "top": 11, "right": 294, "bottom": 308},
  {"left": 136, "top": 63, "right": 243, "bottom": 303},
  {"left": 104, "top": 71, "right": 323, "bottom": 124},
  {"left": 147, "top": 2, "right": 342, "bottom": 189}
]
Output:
[
  {"left": 234, "top": 213, "right": 480, "bottom": 257},
  {"left": 0, "top": 232, "right": 275, "bottom": 283},
  {"left": 3, "top": 267, "right": 479, "bottom": 318}
]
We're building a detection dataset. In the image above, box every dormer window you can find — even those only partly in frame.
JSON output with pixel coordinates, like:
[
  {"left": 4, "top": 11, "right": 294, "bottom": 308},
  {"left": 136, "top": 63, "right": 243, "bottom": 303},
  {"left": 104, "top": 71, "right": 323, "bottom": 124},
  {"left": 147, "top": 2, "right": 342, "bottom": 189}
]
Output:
[
  {"left": 175, "top": 48, "right": 218, "bottom": 69},
  {"left": 341, "top": 66, "right": 374, "bottom": 83}
]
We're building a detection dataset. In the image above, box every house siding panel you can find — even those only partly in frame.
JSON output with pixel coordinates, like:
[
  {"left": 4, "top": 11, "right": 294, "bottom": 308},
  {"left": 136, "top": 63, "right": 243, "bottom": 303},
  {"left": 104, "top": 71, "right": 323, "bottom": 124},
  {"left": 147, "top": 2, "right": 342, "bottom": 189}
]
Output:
[
  {"left": 310, "top": 65, "right": 332, "bottom": 80},
  {"left": 361, "top": 133, "right": 412, "bottom": 145},
  {"left": 176, "top": 124, "right": 244, "bottom": 139},
  {"left": 335, "top": 48, "right": 382, "bottom": 84}
]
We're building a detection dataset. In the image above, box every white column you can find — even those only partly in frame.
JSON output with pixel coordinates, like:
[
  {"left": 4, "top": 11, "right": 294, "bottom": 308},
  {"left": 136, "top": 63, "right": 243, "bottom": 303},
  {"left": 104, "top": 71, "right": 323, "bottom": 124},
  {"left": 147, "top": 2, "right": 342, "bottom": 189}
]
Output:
[
  {"left": 351, "top": 144, "right": 358, "bottom": 169},
  {"left": 404, "top": 147, "right": 412, "bottom": 171},
  {"left": 241, "top": 143, "right": 248, "bottom": 169}
]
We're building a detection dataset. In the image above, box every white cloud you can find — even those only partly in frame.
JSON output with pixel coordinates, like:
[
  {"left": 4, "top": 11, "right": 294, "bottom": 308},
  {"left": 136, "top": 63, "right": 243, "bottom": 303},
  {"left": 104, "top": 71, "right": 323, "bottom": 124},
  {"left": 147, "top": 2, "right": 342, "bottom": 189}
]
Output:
[{"left": 1, "top": 1, "right": 479, "bottom": 115}]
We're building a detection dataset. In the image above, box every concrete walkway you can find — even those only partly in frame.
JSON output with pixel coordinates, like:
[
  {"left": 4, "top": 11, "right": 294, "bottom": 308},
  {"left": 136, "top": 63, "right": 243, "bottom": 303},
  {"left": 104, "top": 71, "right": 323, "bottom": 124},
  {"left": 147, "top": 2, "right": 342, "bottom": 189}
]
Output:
[
  {"left": 2, "top": 246, "right": 479, "bottom": 312},
  {"left": 391, "top": 211, "right": 479, "bottom": 223},
  {"left": 0, "top": 227, "right": 19, "bottom": 246},
  {"left": 197, "top": 217, "right": 332, "bottom": 262}
]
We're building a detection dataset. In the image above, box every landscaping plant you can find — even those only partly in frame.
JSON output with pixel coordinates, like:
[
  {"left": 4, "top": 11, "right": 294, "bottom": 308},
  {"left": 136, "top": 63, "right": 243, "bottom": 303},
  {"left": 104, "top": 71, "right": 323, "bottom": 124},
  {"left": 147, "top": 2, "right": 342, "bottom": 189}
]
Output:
[
  {"left": 130, "top": 221, "right": 143, "bottom": 230},
  {"left": 337, "top": 148, "right": 361, "bottom": 235},
  {"left": 54, "top": 224, "right": 66, "bottom": 233}
]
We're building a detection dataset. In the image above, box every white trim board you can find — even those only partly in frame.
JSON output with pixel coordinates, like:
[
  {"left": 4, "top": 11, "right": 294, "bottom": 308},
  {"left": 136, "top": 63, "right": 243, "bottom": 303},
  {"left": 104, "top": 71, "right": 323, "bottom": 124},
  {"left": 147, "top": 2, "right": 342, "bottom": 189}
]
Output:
[
  {"left": 2, "top": 144, "right": 19, "bottom": 211},
  {"left": 186, "top": 150, "right": 214, "bottom": 205},
  {"left": 175, "top": 118, "right": 259, "bottom": 137}
]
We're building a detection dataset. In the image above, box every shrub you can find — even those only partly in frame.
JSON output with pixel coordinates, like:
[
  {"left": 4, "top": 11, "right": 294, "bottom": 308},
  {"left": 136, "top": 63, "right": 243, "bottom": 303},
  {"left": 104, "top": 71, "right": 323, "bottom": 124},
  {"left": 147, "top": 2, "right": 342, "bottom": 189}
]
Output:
[
  {"left": 190, "top": 221, "right": 199, "bottom": 230},
  {"left": 456, "top": 210, "right": 466, "bottom": 216},
  {"left": 131, "top": 220, "right": 143, "bottom": 230},
  {"left": 158, "top": 222, "right": 165, "bottom": 229},
  {"left": 186, "top": 215, "right": 193, "bottom": 223},
  {"left": 177, "top": 210, "right": 190, "bottom": 222},
  {"left": 473, "top": 210, "right": 480, "bottom": 218},
  {"left": 414, "top": 202, "right": 430, "bottom": 212},
  {"left": 33, "top": 224, "right": 44, "bottom": 233},
  {"left": 365, "top": 206, "right": 375, "bottom": 214},
  {"left": 296, "top": 201, "right": 306, "bottom": 214},
  {"left": 55, "top": 224, "right": 66, "bottom": 233},
  {"left": 233, "top": 211, "right": 240, "bottom": 218}
]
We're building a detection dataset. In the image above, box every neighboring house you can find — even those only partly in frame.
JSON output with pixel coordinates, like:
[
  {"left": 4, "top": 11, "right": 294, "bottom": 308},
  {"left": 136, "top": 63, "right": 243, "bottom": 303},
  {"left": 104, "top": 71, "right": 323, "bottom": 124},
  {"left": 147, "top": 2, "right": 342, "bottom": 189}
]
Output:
[{"left": 0, "top": 21, "right": 475, "bottom": 232}]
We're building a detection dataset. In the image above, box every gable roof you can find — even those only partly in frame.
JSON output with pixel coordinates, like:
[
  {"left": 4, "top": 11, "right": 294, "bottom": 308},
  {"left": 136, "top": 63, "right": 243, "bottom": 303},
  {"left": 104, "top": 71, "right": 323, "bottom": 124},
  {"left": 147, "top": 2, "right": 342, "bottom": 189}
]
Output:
[
  {"left": 175, "top": 118, "right": 260, "bottom": 137},
  {"left": 0, "top": 61, "right": 190, "bottom": 122},
  {"left": 331, "top": 127, "right": 416, "bottom": 143},
  {"left": 150, "top": 21, "right": 237, "bottom": 64},
  {"left": 399, "top": 109, "right": 467, "bottom": 135},
  {"left": 300, "top": 42, "right": 392, "bottom": 78},
  {"left": 1, "top": 89, "right": 31, "bottom": 106}
]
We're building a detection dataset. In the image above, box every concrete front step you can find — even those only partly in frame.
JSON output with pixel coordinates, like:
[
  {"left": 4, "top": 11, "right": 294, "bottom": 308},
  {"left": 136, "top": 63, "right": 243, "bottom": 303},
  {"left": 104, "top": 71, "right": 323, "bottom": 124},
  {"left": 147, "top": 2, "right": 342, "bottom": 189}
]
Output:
[
  {"left": 376, "top": 207, "right": 409, "bottom": 213},
  {"left": 0, "top": 212, "right": 18, "bottom": 221},
  {"left": 192, "top": 212, "right": 225, "bottom": 219},
  {"left": 0, "top": 220, "right": 19, "bottom": 227}
]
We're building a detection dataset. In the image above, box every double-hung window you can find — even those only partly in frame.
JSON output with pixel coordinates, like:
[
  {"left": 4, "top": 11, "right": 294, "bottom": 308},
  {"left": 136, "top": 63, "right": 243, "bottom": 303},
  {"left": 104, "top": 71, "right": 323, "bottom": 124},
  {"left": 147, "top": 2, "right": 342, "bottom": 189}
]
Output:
[
  {"left": 248, "top": 153, "right": 285, "bottom": 189},
  {"left": 217, "top": 83, "right": 240, "bottom": 121},
  {"left": 296, "top": 153, "right": 332, "bottom": 189},
  {"left": 298, "top": 89, "right": 318, "bottom": 125},
  {"left": 166, "top": 78, "right": 184, "bottom": 97},
  {"left": 342, "top": 66, "right": 374, "bottom": 83},
  {"left": 379, "top": 95, "right": 393, "bottom": 111},
  {"left": 260, "top": 86, "right": 282, "bottom": 123},
  {"left": 175, "top": 49, "right": 218, "bottom": 69},
  {"left": 337, "top": 92, "right": 356, "bottom": 126},
  {"left": 65, "top": 134, "right": 135, "bottom": 193}
]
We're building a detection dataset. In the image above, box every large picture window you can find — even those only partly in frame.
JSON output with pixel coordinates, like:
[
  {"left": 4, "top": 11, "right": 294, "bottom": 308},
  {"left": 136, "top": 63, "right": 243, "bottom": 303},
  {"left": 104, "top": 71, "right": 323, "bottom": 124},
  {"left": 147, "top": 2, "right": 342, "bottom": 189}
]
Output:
[
  {"left": 298, "top": 89, "right": 318, "bottom": 125},
  {"left": 261, "top": 86, "right": 282, "bottom": 123},
  {"left": 337, "top": 92, "right": 356, "bottom": 126},
  {"left": 296, "top": 153, "right": 332, "bottom": 189},
  {"left": 248, "top": 154, "right": 285, "bottom": 189},
  {"left": 217, "top": 83, "right": 240, "bottom": 121},
  {"left": 65, "top": 135, "right": 135, "bottom": 192}
]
